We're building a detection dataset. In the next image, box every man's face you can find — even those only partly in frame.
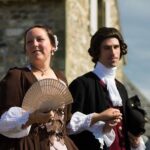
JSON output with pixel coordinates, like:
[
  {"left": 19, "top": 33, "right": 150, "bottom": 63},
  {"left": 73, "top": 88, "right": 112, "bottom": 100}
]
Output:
[{"left": 98, "top": 37, "right": 121, "bottom": 68}]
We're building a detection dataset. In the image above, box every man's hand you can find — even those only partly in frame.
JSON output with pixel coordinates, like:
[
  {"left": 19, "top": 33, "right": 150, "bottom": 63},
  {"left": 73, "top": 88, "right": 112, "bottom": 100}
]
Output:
[
  {"left": 103, "top": 118, "right": 121, "bottom": 133},
  {"left": 91, "top": 108, "right": 122, "bottom": 125}
]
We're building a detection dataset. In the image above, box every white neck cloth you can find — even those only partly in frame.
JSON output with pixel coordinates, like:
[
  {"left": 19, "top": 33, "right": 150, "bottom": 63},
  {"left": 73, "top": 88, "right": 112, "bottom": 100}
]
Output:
[{"left": 93, "top": 62, "right": 122, "bottom": 106}]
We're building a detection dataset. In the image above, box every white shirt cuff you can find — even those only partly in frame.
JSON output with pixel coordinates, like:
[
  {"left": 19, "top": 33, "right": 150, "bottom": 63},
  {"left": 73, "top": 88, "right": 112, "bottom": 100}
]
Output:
[
  {"left": 88, "top": 121, "right": 105, "bottom": 148},
  {"left": 67, "top": 111, "right": 92, "bottom": 134},
  {"left": 103, "top": 129, "right": 115, "bottom": 147},
  {"left": 67, "top": 111, "right": 116, "bottom": 149},
  {"left": 88, "top": 121, "right": 115, "bottom": 148}
]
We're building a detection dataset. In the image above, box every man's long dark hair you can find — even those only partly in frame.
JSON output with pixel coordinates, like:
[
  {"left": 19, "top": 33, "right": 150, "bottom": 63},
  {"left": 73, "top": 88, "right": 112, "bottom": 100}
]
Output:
[{"left": 88, "top": 27, "right": 128, "bottom": 64}]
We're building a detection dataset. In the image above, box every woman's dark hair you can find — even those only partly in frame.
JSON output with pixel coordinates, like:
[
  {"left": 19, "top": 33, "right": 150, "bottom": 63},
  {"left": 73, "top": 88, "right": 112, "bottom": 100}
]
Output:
[
  {"left": 24, "top": 24, "right": 56, "bottom": 52},
  {"left": 88, "top": 27, "right": 128, "bottom": 63}
]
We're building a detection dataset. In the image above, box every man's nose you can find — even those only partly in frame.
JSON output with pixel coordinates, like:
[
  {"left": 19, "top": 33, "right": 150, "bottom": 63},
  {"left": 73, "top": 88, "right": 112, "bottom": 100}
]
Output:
[{"left": 110, "top": 47, "right": 115, "bottom": 54}]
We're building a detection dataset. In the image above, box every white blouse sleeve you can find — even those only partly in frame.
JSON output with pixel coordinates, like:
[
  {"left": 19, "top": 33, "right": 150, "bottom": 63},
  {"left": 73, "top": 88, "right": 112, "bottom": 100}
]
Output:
[
  {"left": 0, "top": 107, "right": 31, "bottom": 138},
  {"left": 67, "top": 111, "right": 115, "bottom": 148}
]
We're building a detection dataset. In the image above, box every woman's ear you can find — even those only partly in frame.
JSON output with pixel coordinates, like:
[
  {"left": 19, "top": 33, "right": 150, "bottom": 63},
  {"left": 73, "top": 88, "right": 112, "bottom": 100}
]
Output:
[{"left": 51, "top": 49, "right": 54, "bottom": 55}]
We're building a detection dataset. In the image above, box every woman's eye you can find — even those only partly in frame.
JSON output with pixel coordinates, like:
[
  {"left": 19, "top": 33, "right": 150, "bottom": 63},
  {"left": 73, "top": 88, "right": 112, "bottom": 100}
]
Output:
[
  {"left": 27, "top": 40, "right": 33, "bottom": 44},
  {"left": 37, "top": 38, "right": 44, "bottom": 42}
]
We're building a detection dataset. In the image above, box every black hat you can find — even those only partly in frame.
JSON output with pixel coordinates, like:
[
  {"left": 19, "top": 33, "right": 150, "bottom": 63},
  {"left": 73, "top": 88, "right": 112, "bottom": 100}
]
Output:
[
  {"left": 128, "top": 95, "right": 147, "bottom": 136},
  {"left": 128, "top": 107, "right": 146, "bottom": 136}
]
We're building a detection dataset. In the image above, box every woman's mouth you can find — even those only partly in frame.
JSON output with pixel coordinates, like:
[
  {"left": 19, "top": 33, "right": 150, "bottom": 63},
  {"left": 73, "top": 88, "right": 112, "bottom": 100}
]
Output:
[{"left": 32, "top": 50, "right": 41, "bottom": 53}]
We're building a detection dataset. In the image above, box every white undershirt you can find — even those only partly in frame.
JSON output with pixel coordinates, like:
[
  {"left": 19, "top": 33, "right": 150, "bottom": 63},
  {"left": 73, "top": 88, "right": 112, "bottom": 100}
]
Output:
[{"left": 93, "top": 62, "right": 122, "bottom": 106}]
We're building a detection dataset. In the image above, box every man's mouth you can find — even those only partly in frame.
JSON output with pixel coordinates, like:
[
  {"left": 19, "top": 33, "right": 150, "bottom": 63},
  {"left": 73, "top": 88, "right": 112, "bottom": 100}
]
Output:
[{"left": 111, "top": 57, "right": 118, "bottom": 61}]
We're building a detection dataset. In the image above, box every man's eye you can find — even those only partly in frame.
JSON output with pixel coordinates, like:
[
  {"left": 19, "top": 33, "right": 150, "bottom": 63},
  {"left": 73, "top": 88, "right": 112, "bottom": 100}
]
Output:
[
  {"left": 114, "top": 45, "right": 120, "bottom": 49},
  {"left": 103, "top": 46, "right": 110, "bottom": 49}
]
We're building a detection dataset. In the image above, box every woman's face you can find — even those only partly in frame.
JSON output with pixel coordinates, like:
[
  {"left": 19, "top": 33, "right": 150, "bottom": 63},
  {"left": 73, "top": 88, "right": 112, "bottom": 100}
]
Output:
[{"left": 25, "top": 27, "right": 54, "bottom": 64}]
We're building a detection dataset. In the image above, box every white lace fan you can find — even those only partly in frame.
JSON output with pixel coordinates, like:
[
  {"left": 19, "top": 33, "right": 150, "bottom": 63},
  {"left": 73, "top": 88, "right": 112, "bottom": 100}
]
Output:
[{"left": 22, "top": 79, "right": 73, "bottom": 112}]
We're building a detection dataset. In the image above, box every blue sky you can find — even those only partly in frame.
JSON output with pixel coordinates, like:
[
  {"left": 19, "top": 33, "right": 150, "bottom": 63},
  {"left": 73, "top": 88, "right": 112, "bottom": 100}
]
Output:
[{"left": 118, "top": 0, "right": 150, "bottom": 101}]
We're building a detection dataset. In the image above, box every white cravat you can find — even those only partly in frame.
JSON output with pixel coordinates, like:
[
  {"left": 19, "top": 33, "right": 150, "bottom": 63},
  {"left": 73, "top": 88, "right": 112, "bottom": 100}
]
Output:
[{"left": 93, "top": 62, "right": 122, "bottom": 106}]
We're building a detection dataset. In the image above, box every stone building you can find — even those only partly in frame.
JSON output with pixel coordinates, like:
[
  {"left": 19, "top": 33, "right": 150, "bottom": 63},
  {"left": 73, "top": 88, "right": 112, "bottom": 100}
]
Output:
[
  {"left": 0, "top": 0, "right": 121, "bottom": 82},
  {"left": 0, "top": 0, "right": 149, "bottom": 137},
  {"left": 0, "top": 0, "right": 66, "bottom": 75}
]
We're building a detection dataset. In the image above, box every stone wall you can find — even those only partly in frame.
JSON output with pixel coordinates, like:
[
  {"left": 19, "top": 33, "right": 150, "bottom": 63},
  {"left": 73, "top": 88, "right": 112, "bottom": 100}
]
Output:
[
  {"left": 105, "top": 0, "right": 125, "bottom": 82},
  {"left": 65, "top": 0, "right": 125, "bottom": 83},
  {"left": 0, "top": 0, "right": 65, "bottom": 78},
  {"left": 65, "top": 0, "right": 94, "bottom": 83},
  {"left": 0, "top": 0, "right": 124, "bottom": 83}
]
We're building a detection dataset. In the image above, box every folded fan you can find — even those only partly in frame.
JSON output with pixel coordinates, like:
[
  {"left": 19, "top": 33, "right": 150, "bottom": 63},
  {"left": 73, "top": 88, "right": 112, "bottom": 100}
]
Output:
[{"left": 22, "top": 79, "right": 73, "bottom": 112}]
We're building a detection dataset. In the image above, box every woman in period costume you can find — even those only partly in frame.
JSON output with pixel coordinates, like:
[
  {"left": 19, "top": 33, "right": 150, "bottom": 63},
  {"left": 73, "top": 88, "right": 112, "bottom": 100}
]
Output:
[{"left": 0, "top": 25, "right": 78, "bottom": 150}]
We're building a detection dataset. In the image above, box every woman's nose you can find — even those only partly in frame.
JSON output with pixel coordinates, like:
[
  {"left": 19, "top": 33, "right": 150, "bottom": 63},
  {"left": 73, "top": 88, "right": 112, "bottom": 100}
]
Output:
[{"left": 32, "top": 39, "right": 39, "bottom": 46}]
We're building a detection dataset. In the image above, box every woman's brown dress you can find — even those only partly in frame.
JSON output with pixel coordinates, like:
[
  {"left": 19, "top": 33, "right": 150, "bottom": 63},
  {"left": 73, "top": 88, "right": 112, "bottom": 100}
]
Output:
[{"left": 0, "top": 67, "right": 78, "bottom": 150}]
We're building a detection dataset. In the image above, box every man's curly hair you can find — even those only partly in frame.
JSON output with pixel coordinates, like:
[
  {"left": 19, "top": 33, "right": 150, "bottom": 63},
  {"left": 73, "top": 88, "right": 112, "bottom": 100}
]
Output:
[{"left": 88, "top": 27, "right": 128, "bottom": 64}]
